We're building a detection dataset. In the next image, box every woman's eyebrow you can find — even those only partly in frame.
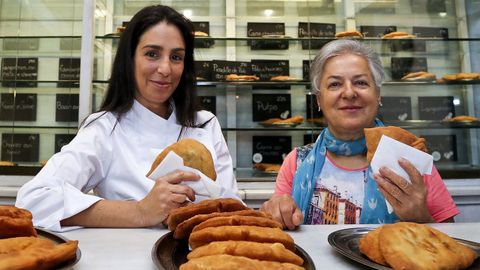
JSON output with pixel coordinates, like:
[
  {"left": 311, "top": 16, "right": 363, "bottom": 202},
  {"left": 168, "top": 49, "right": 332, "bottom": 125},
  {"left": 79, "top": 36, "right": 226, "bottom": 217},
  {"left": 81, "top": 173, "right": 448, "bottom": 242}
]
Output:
[{"left": 141, "top": 44, "right": 185, "bottom": 52}]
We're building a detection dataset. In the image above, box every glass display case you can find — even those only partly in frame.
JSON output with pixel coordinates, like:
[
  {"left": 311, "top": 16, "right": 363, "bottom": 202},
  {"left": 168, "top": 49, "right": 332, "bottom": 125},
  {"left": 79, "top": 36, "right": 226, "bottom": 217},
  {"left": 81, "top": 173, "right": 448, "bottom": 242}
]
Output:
[{"left": 1, "top": 0, "right": 479, "bottom": 181}]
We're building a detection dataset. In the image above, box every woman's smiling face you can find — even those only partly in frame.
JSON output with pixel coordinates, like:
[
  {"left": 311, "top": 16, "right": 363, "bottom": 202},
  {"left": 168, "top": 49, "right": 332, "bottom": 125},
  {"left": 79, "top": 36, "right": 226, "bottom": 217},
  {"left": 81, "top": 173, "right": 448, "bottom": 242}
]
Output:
[
  {"left": 134, "top": 21, "right": 185, "bottom": 117},
  {"left": 316, "top": 53, "right": 380, "bottom": 140}
]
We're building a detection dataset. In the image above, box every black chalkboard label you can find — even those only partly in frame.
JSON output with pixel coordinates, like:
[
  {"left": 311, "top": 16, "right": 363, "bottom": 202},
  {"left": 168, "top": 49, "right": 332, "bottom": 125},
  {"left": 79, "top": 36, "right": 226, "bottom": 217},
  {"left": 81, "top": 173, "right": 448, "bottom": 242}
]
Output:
[
  {"left": 252, "top": 136, "right": 291, "bottom": 164},
  {"left": 304, "top": 133, "right": 320, "bottom": 145},
  {"left": 390, "top": 39, "right": 426, "bottom": 52},
  {"left": 55, "top": 134, "right": 76, "bottom": 153},
  {"left": 3, "top": 38, "right": 39, "bottom": 50},
  {"left": 298, "top": 22, "right": 334, "bottom": 49},
  {"left": 378, "top": 96, "right": 412, "bottom": 121},
  {"left": 0, "top": 93, "right": 37, "bottom": 121},
  {"left": 252, "top": 94, "right": 291, "bottom": 121},
  {"left": 193, "top": 21, "right": 214, "bottom": 48},
  {"left": 55, "top": 94, "right": 79, "bottom": 122},
  {"left": 195, "top": 61, "right": 213, "bottom": 81},
  {"left": 360, "top": 25, "right": 397, "bottom": 38},
  {"left": 1, "top": 133, "right": 39, "bottom": 162},
  {"left": 412, "top": 26, "right": 448, "bottom": 38},
  {"left": 303, "top": 60, "right": 311, "bottom": 81},
  {"left": 247, "top": 22, "right": 288, "bottom": 50},
  {"left": 57, "top": 58, "right": 80, "bottom": 88},
  {"left": 306, "top": 94, "right": 322, "bottom": 119},
  {"left": 423, "top": 135, "right": 457, "bottom": 163},
  {"left": 1, "top": 58, "right": 38, "bottom": 87},
  {"left": 199, "top": 96, "right": 216, "bottom": 115},
  {"left": 212, "top": 60, "right": 252, "bottom": 81},
  {"left": 390, "top": 57, "right": 428, "bottom": 80},
  {"left": 251, "top": 59, "right": 290, "bottom": 90},
  {"left": 418, "top": 96, "right": 455, "bottom": 120}
]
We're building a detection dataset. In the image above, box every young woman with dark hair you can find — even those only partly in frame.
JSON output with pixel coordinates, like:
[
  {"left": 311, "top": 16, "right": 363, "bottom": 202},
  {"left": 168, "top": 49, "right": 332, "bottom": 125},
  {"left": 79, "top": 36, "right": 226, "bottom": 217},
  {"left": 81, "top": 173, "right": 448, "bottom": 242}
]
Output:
[{"left": 16, "top": 5, "right": 239, "bottom": 231}]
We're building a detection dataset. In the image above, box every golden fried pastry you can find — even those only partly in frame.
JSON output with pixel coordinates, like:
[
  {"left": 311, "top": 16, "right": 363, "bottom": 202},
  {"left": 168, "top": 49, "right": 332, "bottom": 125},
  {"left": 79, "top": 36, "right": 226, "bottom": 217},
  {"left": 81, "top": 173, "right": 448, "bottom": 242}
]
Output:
[
  {"left": 187, "top": 241, "right": 304, "bottom": 265},
  {"left": 254, "top": 163, "right": 282, "bottom": 173},
  {"left": 225, "top": 74, "right": 260, "bottom": 81},
  {"left": 382, "top": 31, "right": 412, "bottom": 39},
  {"left": 358, "top": 227, "right": 388, "bottom": 266},
  {"left": 167, "top": 198, "right": 247, "bottom": 231},
  {"left": 147, "top": 138, "right": 217, "bottom": 180},
  {"left": 272, "top": 115, "right": 304, "bottom": 125},
  {"left": 442, "top": 74, "right": 458, "bottom": 81},
  {"left": 401, "top": 71, "right": 436, "bottom": 81},
  {"left": 0, "top": 205, "right": 37, "bottom": 238},
  {"left": 261, "top": 118, "right": 283, "bottom": 125},
  {"left": 335, "top": 30, "right": 363, "bottom": 38},
  {"left": 194, "top": 31, "right": 209, "bottom": 37},
  {"left": 270, "top": 75, "right": 298, "bottom": 81},
  {"left": 364, "top": 126, "right": 427, "bottom": 163},
  {"left": 448, "top": 115, "right": 479, "bottom": 122},
  {"left": 189, "top": 225, "right": 295, "bottom": 251},
  {"left": 379, "top": 222, "right": 478, "bottom": 270},
  {"left": 456, "top": 72, "right": 480, "bottom": 81},
  {"left": 192, "top": 215, "right": 283, "bottom": 233},
  {"left": 174, "top": 210, "right": 269, "bottom": 239},
  {"left": 0, "top": 236, "right": 78, "bottom": 270},
  {"left": 180, "top": 254, "right": 304, "bottom": 270},
  {"left": 0, "top": 161, "right": 16, "bottom": 166}
]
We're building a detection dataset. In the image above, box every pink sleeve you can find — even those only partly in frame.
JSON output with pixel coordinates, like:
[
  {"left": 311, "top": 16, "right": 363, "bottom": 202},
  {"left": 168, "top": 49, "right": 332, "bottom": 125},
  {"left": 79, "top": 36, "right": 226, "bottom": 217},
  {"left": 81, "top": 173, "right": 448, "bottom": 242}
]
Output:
[
  {"left": 424, "top": 165, "right": 460, "bottom": 222},
  {"left": 274, "top": 149, "right": 298, "bottom": 196}
]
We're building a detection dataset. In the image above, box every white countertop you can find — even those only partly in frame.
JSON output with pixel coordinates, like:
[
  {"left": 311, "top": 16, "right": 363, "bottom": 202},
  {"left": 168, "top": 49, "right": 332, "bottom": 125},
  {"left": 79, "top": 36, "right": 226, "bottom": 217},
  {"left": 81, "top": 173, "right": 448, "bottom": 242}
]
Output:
[{"left": 60, "top": 223, "right": 480, "bottom": 269}]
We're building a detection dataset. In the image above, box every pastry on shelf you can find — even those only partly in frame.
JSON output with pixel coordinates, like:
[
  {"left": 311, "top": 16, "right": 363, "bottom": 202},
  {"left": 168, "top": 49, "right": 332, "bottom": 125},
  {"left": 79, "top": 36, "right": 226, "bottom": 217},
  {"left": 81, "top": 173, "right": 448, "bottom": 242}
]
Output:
[
  {"left": 400, "top": 71, "right": 436, "bottom": 81},
  {"left": 269, "top": 75, "right": 299, "bottom": 81},
  {"left": 447, "top": 115, "right": 479, "bottom": 122},
  {"left": 335, "top": 30, "right": 363, "bottom": 39},
  {"left": 116, "top": 26, "right": 125, "bottom": 33},
  {"left": 381, "top": 31, "right": 416, "bottom": 39},
  {"left": 260, "top": 115, "right": 304, "bottom": 126},
  {"left": 194, "top": 31, "right": 209, "bottom": 37},
  {"left": 225, "top": 74, "right": 260, "bottom": 81},
  {"left": 439, "top": 72, "right": 480, "bottom": 82},
  {"left": 253, "top": 163, "right": 282, "bottom": 173},
  {"left": 0, "top": 161, "right": 16, "bottom": 166}
]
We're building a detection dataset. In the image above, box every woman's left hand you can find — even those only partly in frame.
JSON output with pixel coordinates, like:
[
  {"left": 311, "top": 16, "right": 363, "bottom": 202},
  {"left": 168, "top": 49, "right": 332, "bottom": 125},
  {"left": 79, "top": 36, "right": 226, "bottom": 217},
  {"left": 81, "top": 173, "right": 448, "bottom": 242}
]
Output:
[{"left": 373, "top": 158, "right": 435, "bottom": 223}]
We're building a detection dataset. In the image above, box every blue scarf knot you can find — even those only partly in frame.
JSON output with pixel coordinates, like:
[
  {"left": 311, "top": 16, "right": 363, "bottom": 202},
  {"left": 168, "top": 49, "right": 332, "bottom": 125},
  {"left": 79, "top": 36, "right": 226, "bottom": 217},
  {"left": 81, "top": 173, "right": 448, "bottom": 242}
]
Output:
[{"left": 291, "top": 119, "right": 398, "bottom": 224}]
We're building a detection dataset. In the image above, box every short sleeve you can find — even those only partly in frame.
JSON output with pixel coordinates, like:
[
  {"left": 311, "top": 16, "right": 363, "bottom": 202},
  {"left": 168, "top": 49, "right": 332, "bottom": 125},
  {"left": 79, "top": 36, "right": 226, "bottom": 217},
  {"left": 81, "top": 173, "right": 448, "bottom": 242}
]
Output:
[
  {"left": 274, "top": 149, "right": 298, "bottom": 196},
  {"left": 424, "top": 166, "right": 460, "bottom": 222}
]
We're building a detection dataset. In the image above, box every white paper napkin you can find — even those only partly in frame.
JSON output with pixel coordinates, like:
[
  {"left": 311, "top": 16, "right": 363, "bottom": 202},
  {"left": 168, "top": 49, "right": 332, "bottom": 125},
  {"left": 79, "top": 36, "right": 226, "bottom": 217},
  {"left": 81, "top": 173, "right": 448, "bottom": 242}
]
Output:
[
  {"left": 371, "top": 134, "right": 433, "bottom": 213},
  {"left": 147, "top": 151, "right": 221, "bottom": 201}
]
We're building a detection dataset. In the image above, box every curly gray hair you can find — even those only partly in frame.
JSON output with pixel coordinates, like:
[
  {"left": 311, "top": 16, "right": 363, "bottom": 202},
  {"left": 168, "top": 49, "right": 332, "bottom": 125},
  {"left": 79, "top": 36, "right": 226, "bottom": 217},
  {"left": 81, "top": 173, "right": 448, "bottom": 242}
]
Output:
[{"left": 309, "top": 39, "right": 385, "bottom": 94}]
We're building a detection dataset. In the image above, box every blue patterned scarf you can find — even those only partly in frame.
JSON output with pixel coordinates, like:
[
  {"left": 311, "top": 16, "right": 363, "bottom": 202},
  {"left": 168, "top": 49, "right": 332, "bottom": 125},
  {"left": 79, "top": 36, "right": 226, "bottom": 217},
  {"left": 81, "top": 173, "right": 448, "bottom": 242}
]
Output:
[{"left": 291, "top": 119, "right": 398, "bottom": 224}]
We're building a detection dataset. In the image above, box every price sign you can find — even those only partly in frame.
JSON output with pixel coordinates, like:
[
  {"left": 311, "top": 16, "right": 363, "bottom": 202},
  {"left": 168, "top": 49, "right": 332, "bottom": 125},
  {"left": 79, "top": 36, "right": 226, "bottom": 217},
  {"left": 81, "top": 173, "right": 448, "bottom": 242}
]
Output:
[
  {"left": 1, "top": 133, "right": 39, "bottom": 162},
  {"left": 252, "top": 136, "right": 291, "bottom": 164},
  {"left": 0, "top": 93, "right": 37, "bottom": 121},
  {"left": 252, "top": 94, "right": 291, "bottom": 121}
]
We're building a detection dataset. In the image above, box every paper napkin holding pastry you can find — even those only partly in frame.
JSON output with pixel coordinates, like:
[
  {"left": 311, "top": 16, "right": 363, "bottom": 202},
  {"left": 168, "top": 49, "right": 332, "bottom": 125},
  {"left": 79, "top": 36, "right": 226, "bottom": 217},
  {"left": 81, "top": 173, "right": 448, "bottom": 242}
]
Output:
[
  {"left": 146, "top": 139, "right": 221, "bottom": 202},
  {"left": 365, "top": 126, "right": 433, "bottom": 213}
]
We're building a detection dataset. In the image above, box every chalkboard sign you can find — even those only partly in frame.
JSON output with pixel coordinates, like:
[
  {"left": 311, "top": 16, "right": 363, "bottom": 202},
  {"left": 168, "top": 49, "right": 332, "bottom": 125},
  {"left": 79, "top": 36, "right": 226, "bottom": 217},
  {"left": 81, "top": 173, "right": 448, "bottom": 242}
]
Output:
[
  {"left": 306, "top": 94, "right": 322, "bottom": 119},
  {"left": 390, "top": 39, "right": 426, "bottom": 52},
  {"left": 304, "top": 60, "right": 314, "bottom": 82},
  {"left": 390, "top": 57, "right": 428, "bottom": 80},
  {"left": 195, "top": 61, "right": 213, "bottom": 81},
  {"left": 1, "top": 58, "right": 38, "bottom": 87},
  {"left": 304, "top": 133, "right": 320, "bottom": 145},
  {"left": 412, "top": 26, "right": 448, "bottom": 39},
  {"left": 423, "top": 135, "right": 457, "bottom": 163},
  {"left": 55, "top": 134, "right": 76, "bottom": 153},
  {"left": 247, "top": 22, "right": 288, "bottom": 50},
  {"left": 251, "top": 59, "right": 289, "bottom": 90},
  {"left": 0, "top": 93, "right": 37, "bottom": 121},
  {"left": 298, "top": 22, "right": 334, "bottom": 50},
  {"left": 1, "top": 133, "right": 39, "bottom": 162},
  {"left": 418, "top": 96, "right": 455, "bottom": 120},
  {"left": 252, "top": 136, "right": 291, "bottom": 164},
  {"left": 199, "top": 96, "right": 216, "bottom": 115},
  {"left": 378, "top": 96, "right": 412, "bottom": 121},
  {"left": 55, "top": 94, "right": 79, "bottom": 122},
  {"left": 193, "top": 21, "right": 214, "bottom": 48},
  {"left": 3, "top": 38, "right": 39, "bottom": 50},
  {"left": 212, "top": 60, "right": 252, "bottom": 81},
  {"left": 252, "top": 94, "right": 291, "bottom": 121},
  {"left": 360, "top": 25, "right": 396, "bottom": 38},
  {"left": 57, "top": 58, "right": 80, "bottom": 88}
]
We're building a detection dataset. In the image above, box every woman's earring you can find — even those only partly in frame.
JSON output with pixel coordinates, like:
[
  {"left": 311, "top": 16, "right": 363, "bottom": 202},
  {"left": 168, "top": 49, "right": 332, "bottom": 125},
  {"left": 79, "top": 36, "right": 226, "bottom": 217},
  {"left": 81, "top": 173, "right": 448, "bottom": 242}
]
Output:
[
  {"left": 378, "top": 101, "right": 383, "bottom": 107},
  {"left": 318, "top": 106, "right": 321, "bottom": 112}
]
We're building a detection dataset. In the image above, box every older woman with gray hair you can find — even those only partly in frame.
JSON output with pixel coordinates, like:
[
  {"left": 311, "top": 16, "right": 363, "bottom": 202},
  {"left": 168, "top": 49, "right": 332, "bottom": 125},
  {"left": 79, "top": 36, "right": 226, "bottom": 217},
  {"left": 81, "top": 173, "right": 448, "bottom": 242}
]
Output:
[{"left": 261, "top": 39, "right": 458, "bottom": 229}]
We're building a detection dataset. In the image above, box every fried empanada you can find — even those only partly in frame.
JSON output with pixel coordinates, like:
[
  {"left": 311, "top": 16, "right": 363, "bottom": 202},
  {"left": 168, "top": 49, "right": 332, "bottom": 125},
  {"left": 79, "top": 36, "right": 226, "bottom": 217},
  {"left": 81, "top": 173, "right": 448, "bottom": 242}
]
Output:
[
  {"left": 0, "top": 205, "right": 37, "bottom": 238},
  {"left": 191, "top": 215, "right": 283, "bottom": 233},
  {"left": 358, "top": 227, "right": 388, "bottom": 266},
  {"left": 180, "top": 254, "right": 304, "bottom": 270}
]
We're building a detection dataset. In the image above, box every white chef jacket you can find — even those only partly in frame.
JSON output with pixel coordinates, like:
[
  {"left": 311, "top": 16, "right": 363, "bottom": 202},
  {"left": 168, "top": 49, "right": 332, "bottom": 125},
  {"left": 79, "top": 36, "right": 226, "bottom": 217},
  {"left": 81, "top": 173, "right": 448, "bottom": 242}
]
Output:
[{"left": 15, "top": 100, "right": 240, "bottom": 231}]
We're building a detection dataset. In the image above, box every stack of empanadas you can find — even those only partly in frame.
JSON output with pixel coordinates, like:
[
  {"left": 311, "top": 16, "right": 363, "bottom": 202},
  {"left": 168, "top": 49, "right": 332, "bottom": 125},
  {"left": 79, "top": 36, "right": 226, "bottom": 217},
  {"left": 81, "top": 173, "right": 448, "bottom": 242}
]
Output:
[
  {"left": 0, "top": 205, "right": 78, "bottom": 270},
  {"left": 359, "top": 222, "right": 478, "bottom": 270},
  {"left": 382, "top": 31, "right": 416, "bottom": 39},
  {"left": 167, "top": 198, "right": 305, "bottom": 270}
]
